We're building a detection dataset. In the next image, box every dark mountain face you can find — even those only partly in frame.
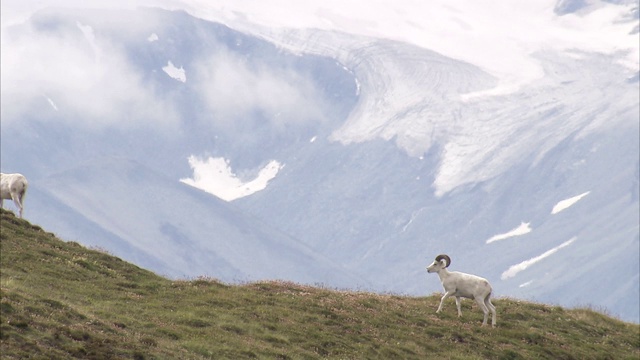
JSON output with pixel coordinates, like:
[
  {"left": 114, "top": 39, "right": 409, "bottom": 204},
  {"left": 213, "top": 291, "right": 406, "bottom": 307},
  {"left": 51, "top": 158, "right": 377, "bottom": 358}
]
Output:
[{"left": 1, "top": 7, "right": 637, "bottom": 322}]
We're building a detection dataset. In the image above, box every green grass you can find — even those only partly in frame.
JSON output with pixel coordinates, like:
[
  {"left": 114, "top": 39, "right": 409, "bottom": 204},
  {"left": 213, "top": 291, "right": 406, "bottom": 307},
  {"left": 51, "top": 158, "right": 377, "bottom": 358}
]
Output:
[{"left": 1, "top": 208, "right": 639, "bottom": 359}]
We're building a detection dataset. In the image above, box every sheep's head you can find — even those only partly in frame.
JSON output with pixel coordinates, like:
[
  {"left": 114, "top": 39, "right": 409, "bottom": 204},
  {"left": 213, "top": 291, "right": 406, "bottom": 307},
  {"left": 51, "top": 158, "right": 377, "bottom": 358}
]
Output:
[{"left": 426, "top": 254, "right": 451, "bottom": 273}]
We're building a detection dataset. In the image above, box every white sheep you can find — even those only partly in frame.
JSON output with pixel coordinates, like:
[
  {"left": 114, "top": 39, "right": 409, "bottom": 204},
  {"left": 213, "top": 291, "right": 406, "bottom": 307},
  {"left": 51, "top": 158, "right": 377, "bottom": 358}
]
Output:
[
  {"left": 1, "top": 173, "right": 28, "bottom": 218},
  {"left": 427, "top": 254, "right": 496, "bottom": 327}
]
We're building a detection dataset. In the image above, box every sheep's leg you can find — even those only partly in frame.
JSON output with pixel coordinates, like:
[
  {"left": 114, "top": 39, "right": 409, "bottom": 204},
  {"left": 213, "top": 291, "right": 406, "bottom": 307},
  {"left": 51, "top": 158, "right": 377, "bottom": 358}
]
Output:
[
  {"left": 436, "top": 291, "right": 453, "bottom": 313},
  {"left": 485, "top": 297, "right": 497, "bottom": 327},
  {"left": 475, "top": 296, "right": 490, "bottom": 326},
  {"left": 455, "top": 297, "right": 462, "bottom": 317},
  {"left": 11, "top": 193, "right": 23, "bottom": 218}
]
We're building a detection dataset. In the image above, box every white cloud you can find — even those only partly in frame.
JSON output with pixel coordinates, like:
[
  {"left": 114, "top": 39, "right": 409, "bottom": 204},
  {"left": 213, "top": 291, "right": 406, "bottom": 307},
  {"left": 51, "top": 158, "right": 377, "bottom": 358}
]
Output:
[
  {"left": 0, "top": 1, "right": 336, "bottom": 147},
  {"left": 486, "top": 222, "right": 532, "bottom": 244},
  {"left": 551, "top": 191, "right": 590, "bottom": 214},
  {"left": 501, "top": 237, "right": 576, "bottom": 280},
  {"left": 180, "top": 155, "right": 284, "bottom": 201},
  {"left": 191, "top": 48, "right": 328, "bottom": 129},
  {"left": 1, "top": 5, "right": 180, "bottom": 131}
]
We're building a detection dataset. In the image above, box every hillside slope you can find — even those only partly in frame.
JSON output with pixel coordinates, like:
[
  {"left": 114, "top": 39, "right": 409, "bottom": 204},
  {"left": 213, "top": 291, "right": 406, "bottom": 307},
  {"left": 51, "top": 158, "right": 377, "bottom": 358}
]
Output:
[{"left": 1, "top": 209, "right": 638, "bottom": 359}]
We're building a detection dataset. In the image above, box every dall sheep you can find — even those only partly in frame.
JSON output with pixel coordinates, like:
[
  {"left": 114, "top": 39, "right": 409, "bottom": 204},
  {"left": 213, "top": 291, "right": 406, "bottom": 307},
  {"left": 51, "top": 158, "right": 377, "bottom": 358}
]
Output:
[
  {"left": 1, "top": 173, "right": 28, "bottom": 218},
  {"left": 427, "top": 254, "right": 496, "bottom": 327}
]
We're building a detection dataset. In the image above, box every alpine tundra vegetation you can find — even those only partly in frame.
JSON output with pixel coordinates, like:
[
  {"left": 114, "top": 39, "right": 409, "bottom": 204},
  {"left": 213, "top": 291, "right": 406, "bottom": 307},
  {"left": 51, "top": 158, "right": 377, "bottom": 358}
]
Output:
[{"left": 1, "top": 209, "right": 639, "bottom": 359}]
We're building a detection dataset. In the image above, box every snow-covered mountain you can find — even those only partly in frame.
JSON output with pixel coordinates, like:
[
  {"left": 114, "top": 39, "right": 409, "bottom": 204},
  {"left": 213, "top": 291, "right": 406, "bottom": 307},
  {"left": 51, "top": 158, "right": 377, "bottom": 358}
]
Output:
[{"left": 1, "top": 2, "right": 638, "bottom": 322}]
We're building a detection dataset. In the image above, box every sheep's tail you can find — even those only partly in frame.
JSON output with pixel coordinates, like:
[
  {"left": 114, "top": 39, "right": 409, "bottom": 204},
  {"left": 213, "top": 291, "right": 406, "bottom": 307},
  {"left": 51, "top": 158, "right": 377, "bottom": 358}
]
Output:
[
  {"left": 488, "top": 290, "right": 495, "bottom": 303},
  {"left": 18, "top": 180, "right": 28, "bottom": 201}
]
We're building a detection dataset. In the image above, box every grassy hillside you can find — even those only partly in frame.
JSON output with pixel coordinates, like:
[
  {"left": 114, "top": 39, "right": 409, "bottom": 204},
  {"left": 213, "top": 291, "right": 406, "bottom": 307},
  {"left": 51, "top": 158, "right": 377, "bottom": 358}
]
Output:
[{"left": 1, "top": 209, "right": 638, "bottom": 359}]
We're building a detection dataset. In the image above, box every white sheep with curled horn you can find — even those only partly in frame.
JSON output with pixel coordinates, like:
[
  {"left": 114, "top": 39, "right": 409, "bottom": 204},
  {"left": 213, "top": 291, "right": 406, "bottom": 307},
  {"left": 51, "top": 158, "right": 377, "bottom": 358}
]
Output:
[
  {"left": 1, "top": 173, "right": 28, "bottom": 218},
  {"left": 427, "top": 254, "right": 497, "bottom": 327}
]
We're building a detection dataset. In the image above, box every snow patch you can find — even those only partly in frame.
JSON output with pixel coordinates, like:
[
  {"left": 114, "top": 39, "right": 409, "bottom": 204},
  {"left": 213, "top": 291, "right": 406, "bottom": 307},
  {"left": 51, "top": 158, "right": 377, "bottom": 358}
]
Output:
[
  {"left": 486, "top": 222, "right": 532, "bottom": 244},
  {"left": 519, "top": 280, "right": 534, "bottom": 288},
  {"left": 45, "top": 96, "right": 58, "bottom": 111},
  {"left": 147, "top": 33, "right": 159, "bottom": 42},
  {"left": 501, "top": 237, "right": 577, "bottom": 280},
  {"left": 401, "top": 207, "right": 426, "bottom": 232},
  {"left": 551, "top": 191, "right": 590, "bottom": 214},
  {"left": 76, "top": 22, "right": 101, "bottom": 60},
  {"left": 162, "top": 61, "right": 186, "bottom": 82},
  {"left": 180, "top": 156, "right": 283, "bottom": 201}
]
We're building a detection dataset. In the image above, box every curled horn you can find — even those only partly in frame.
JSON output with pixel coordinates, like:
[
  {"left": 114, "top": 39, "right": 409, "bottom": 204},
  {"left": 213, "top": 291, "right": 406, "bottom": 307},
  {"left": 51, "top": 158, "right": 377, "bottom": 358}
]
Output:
[{"left": 435, "top": 254, "right": 451, "bottom": 268}]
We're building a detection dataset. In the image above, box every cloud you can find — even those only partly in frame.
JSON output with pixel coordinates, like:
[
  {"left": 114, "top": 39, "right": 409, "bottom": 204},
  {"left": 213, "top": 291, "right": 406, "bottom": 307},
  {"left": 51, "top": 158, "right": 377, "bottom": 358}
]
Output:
[
  {"left": 1, "top": 2, "right": 335, "bottom": 141},
  {"left": 191, "top": 48, "right": 329, "bottom": 130},
  {"left": 1, "top": 4, "right": 180, "bottom": 131}
]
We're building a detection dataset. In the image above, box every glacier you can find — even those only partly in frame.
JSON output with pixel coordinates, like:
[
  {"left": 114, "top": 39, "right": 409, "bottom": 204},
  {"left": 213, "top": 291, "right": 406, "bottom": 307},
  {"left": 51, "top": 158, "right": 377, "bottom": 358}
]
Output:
[{"left": 1, "top": 3, "right": 638, "bottom": 322}]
